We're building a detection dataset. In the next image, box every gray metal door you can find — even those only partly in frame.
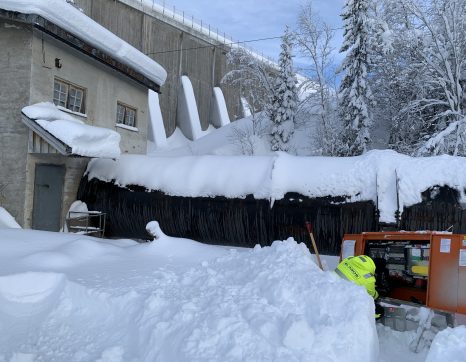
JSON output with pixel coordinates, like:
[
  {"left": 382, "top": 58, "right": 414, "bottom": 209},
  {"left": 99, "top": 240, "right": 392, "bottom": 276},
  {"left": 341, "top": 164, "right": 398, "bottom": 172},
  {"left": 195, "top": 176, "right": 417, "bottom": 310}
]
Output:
[{"left": 32, "top": 164, "right": 65, "bottom": 231}]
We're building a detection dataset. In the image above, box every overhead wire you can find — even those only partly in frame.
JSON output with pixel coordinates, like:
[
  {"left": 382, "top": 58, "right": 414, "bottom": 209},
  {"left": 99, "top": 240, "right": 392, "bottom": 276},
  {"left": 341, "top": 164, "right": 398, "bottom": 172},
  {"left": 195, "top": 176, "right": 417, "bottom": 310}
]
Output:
[{"left": 144, "top": 27, "right": 344, "bottom": 56}]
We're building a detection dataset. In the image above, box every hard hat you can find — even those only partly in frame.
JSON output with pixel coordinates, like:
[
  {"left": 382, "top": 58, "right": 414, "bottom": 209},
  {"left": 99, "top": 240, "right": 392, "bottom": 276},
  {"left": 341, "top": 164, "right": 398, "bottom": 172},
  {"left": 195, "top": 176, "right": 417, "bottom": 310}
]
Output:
[{"left": 351, "top": 255, "right": 376, "bottom": 274}]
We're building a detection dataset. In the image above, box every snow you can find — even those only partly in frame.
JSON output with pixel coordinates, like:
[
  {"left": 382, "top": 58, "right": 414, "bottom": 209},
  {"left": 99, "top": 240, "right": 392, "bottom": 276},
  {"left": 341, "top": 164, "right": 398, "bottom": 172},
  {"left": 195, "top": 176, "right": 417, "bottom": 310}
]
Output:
[
  {"left": 0, "top": 207, "right": 21, "bottom": 229},
  {"left": 425, "top": 326, "right": 466, "bottom": 362},
  {"left": 210, "top": 87, "right": 230, "bottom": 127},
  {"left": 87, "top": 155, "right": 276, "bottom": 199},
  {"left": 0, "top": 228, "right": 379, "bottom": 361},
  {"left": 147, "top": 90, "right": 167, "bottom": 150},
  {"left": 67, "top": 200, "right": 89, "bottom": 217},
  {"left": 0, "top": 0, "right": 167, "bottom": 86},
  {"left": 177, "top": 76, "right": 203, "bottom": 141},
  {"left": 87, "top": 149, "right": 466, "bottom": 223},
  {"left": 22, "top": 102, "right": 121, "bottom": 159},
  {"left": 377, "top": 325, "right": 428, "bottom": 362}
]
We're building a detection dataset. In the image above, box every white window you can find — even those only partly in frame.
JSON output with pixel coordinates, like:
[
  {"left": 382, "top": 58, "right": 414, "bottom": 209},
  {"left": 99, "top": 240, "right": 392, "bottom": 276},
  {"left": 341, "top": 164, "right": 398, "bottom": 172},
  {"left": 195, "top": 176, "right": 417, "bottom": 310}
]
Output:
[
  {"left": 116, "top": 102, "right": 137, "bottom": 128},
  {"left": 53, "top": 79, "right": 86, "bottom": 113}
]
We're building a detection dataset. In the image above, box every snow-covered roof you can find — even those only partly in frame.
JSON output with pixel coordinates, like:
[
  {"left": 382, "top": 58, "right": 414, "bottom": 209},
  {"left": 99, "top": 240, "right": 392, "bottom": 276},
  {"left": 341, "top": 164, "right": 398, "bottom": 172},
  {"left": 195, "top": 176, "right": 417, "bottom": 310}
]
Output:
[
  {"left": 22, "top": 102, "right": 121, "bottom": 159},
  {"left": 86, "top": 150, "right": 466, "bottom": 223},
  {"left": 0, "top": 0, "right": 167, "bottom": 86}
]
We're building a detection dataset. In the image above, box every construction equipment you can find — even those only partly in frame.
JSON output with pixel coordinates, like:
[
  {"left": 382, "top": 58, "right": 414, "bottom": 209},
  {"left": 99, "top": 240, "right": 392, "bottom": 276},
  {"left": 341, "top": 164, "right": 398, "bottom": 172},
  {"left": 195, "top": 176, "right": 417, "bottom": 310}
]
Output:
[{"left": 340, "top": 231, "right": 466, "bottom": 351}]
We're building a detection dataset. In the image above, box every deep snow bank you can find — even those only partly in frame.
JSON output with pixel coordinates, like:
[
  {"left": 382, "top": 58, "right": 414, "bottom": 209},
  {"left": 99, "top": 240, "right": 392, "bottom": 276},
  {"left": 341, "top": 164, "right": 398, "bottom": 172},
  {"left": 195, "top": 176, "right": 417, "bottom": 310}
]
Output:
[
  {"left": 86, "top": 150, "right": 466, "bottom": 223},
  {"left": 425, "top": 326, "right": 466, "bottom": 362},
  {"left": 0, "top": 229, "right": 378, "bottom": 361}
]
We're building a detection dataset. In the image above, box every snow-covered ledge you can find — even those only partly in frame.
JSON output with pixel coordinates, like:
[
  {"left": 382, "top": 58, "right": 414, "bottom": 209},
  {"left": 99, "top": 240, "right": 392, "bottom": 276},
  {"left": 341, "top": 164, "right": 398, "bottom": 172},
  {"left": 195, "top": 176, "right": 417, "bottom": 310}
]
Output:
[
  {"left": 22, "top": 102, "right": 121, "bottom": 159},
  {"left": 147, "top": 90, "right": 167, "bottom": 149},
  {"left": 210, "top": 87, "right": 230, "bottom": 127},
  {"left": 176, "top": 76, "right": 202, "bottom": 141}
]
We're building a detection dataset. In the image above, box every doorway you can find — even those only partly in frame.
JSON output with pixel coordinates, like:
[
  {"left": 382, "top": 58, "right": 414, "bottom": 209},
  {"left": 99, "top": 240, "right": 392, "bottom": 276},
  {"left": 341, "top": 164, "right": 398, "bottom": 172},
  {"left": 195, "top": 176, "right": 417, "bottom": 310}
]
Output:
[{"left": 32, "top": 164, "right": 65, "bottom": 231}]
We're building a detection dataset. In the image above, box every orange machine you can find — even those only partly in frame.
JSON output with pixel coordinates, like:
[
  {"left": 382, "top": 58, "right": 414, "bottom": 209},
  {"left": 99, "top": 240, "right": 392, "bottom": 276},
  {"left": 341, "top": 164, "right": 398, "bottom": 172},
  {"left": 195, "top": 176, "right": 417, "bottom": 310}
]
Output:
[{"left": 341, "top": 232, "right": 466, "bottom": 316}]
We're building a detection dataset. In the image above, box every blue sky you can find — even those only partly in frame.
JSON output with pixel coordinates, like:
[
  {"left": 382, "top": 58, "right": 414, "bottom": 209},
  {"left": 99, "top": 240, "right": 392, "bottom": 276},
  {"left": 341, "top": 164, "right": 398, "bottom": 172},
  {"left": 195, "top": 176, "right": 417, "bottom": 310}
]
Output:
[{"left": 159, "top": 0, "right": 345, "bottom": 65}]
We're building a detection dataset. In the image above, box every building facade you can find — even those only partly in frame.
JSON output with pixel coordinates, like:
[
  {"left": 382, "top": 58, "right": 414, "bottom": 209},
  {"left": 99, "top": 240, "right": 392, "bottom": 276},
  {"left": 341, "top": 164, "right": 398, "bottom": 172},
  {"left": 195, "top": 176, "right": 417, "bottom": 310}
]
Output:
[{"left": 0, "top": 8, "right": 164, "bottom": 230}]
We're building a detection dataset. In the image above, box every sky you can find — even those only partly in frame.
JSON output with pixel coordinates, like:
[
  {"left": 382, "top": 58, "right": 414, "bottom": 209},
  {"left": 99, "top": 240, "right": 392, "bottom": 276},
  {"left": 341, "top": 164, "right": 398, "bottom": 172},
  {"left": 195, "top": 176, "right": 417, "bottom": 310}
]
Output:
[{"left": 153, "top": 0, "right": 346, "bottom": 66}]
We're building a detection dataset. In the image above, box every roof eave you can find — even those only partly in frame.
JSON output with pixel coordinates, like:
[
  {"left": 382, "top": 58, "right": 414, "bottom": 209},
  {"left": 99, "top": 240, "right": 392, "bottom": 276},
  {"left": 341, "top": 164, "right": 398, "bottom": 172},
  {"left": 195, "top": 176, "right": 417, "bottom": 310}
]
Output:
[
  {"left": 0, "top": 9, "right": 161, "bottom": 93},
  {"left": 21, "top": 113, "right": 74, "bottom": 156}
]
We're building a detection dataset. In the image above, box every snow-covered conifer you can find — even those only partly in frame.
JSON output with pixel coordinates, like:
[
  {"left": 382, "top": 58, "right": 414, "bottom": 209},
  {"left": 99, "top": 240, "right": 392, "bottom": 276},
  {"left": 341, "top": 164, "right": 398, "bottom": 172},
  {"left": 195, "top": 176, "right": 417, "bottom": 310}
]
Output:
[
  {"left": 270, "top": 27, "right": 299, "bottom": 152},
  {"left": 338, "top": 0, "right": 374, "bottom": 156}
]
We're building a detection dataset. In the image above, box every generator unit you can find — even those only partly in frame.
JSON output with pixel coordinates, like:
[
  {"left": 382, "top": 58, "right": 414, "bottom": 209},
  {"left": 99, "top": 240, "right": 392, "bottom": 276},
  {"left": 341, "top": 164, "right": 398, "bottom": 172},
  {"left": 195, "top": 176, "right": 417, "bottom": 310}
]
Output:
[{"left": 341, "top": 232, "right": 466, "bottom": 320}]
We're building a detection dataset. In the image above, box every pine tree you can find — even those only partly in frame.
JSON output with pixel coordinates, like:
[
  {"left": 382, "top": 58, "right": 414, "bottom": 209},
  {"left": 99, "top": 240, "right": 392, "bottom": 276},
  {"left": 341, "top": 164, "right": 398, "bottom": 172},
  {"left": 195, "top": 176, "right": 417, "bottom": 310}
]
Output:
[
  {"left": 270, "top": 27, "right": 299, "bottom": 152},
  {"left": 338, "top": 0, "right": 374, "bottom": 156}
]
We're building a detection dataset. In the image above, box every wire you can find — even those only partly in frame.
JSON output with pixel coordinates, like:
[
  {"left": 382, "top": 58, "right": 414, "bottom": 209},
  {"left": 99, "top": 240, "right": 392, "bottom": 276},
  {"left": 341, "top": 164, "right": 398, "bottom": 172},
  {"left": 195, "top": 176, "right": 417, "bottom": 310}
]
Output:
[{"left": 145, "top": 27, "right": 344, "bottom": 56}]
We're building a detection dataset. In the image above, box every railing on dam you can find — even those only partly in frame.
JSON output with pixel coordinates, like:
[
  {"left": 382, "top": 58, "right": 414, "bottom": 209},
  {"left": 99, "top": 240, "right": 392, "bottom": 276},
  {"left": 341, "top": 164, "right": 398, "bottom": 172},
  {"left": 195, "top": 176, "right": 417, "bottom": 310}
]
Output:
[{"left": 125, "top": 0, "right": 277, "bottom": 65}]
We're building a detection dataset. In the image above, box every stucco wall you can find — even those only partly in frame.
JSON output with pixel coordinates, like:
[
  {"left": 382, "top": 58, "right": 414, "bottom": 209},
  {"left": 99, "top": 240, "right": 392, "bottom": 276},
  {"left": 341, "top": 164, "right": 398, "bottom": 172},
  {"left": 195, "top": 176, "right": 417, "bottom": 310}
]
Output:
[
  {"left": 0, "top": 19, "right": 32, "bottom": 225},
  {"left": 29, "top": 30, "right": 149, "bottom": 154},
  {"left": 20, "top": 28, "right": 153, "bottom": 229}
]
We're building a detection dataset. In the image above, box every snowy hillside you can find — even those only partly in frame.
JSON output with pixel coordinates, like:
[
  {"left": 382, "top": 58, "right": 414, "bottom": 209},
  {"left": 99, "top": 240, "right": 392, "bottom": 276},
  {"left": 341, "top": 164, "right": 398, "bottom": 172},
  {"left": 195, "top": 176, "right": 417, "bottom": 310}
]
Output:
[{"left": 148, "top": 114, "right": 320, "bottom": 157}]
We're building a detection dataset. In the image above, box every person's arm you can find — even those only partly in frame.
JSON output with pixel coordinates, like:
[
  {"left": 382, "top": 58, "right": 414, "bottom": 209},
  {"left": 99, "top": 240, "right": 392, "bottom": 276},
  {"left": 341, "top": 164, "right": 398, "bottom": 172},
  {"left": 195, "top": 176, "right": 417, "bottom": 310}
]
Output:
[{"left": 366, "top": 280, "right": 379, "bottom": 299}]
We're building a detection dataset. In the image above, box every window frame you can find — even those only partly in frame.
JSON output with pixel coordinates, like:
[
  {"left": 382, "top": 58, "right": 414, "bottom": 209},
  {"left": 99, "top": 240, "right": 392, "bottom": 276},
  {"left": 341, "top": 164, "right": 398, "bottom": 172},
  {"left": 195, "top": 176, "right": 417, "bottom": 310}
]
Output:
[
  {"left": 116, "top": 102, "right": 138, "bottom": 129},
  {"left": 53, "top": 78, "right": 86, "bottom": 114}
]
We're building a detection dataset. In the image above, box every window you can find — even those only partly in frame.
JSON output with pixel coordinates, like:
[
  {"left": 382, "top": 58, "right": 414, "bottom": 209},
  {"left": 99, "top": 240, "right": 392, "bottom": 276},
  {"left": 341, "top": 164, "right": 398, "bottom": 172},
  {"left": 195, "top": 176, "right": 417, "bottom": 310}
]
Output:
[
  {"left": 116, "top": 102, "right": 137, "bottom": 128},
  {"left": 53, "top": 79, "right": 86, "bottom": 113}
]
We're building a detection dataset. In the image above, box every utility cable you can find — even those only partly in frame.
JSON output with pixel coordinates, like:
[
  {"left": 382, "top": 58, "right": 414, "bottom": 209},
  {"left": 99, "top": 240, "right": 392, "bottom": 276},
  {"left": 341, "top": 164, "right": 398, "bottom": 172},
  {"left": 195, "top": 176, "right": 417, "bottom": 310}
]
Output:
[{"left": 145, "top": 27, "right": 344, "bottom": 56}]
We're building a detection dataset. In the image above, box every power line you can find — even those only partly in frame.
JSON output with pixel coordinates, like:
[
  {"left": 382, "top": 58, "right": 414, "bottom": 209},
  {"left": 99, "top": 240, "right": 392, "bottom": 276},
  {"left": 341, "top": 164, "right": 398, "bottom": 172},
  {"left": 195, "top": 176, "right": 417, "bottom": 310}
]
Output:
[
  {"left": 145, "top": 35, "right": 284, "bottom": 56},
  {"left": 145, "top": 27, "right": 344, "bottom": 56}
]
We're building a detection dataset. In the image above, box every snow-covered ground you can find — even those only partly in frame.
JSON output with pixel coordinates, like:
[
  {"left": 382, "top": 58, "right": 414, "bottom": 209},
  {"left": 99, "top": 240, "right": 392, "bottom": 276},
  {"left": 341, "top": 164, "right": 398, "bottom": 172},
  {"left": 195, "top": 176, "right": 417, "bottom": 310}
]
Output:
[
  {"left": 0, "top": 210, "right": 455, "bottom": 362},
  {"left": 0, "top": 227, "right": 379, "bottom": 361}
]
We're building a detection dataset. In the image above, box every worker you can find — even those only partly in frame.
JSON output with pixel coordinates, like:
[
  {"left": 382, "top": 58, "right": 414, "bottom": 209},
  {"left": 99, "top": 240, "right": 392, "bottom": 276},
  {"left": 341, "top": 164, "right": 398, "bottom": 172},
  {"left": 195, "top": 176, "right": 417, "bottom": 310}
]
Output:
[{"left": 335, "top": 255, "right": 384, "bottom": 318}]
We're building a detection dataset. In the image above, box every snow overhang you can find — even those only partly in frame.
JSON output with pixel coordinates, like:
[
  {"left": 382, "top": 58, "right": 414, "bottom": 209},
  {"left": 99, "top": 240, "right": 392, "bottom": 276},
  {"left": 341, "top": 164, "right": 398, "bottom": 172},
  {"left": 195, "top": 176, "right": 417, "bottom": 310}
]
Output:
[
  {"left": 21, "top": 102, "right": 121, "bottom": 159},
  {"left": 0, "top": 3, "right": 166, "bottom": 92},
  {"left": 21, "top": 113, "right": 73, "bottom": 156}
]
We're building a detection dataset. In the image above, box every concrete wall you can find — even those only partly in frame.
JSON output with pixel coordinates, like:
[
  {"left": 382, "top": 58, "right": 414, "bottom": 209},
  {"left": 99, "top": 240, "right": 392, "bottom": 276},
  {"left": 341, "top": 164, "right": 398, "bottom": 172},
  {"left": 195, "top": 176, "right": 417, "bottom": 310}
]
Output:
[
  {"left": 0, "top": 19, "right": 32, "bottom": 225},
  {"left": 74, "top": 0, "right": 242, "bottom": 136}
]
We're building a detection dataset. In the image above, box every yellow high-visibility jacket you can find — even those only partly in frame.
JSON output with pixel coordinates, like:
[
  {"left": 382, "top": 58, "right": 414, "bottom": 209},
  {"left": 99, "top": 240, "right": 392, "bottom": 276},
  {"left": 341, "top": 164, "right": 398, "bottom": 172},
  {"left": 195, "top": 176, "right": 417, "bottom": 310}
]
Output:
[{"left": 335, "top": 256, "right": 379, "bottom": 299}]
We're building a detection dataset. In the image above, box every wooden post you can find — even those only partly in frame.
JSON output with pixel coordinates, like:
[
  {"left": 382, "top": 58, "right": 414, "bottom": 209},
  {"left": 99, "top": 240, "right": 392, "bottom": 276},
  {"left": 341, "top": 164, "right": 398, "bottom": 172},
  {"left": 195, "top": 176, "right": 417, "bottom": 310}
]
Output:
[{"left": 305, "top": 221, "right": 323, "bottom": 270}]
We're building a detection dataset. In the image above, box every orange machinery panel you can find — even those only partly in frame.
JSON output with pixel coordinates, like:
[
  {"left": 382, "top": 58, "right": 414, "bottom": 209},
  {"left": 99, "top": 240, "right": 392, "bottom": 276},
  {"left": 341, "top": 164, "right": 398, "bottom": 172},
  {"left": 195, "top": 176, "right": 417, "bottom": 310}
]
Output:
[
  {"left": 458, "top": 235, "right": 466, "bottom": 315},
  {"left": 427, "top": 234, "right": 466, "bottom": 314}
]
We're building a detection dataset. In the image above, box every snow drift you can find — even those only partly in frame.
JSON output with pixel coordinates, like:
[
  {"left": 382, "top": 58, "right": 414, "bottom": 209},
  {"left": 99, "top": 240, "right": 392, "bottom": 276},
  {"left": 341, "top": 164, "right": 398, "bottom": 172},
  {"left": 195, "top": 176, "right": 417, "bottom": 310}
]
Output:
[
  {"left": 425, "top": 326, "right": 466, "bottom": 362},
  {"left": 0, "top": 228, "right": 378, "bottom": 361}
]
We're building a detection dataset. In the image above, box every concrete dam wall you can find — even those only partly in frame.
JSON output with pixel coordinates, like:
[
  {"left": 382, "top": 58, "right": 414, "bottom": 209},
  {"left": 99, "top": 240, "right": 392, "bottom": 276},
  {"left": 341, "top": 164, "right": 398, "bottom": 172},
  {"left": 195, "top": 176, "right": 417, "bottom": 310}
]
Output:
[{"left": 73, "top": 0, "right": 244, "bottom": 137}]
